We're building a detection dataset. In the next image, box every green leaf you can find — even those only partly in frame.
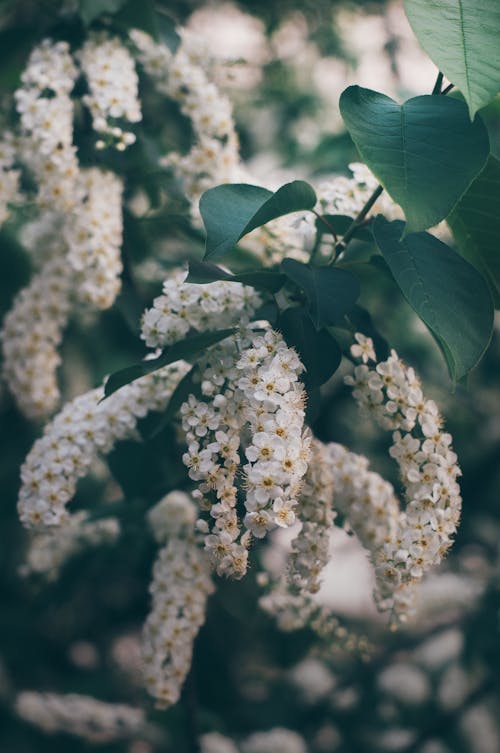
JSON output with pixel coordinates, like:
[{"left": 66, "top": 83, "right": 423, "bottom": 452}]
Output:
[
  {"left": 281, "top": 258, "right": 360, "bottom": 329},
  {"left": 113, "top": 0, "right": 158, "bottom": 37},
  {"left": 200, "top": 181, "right": 317, "bottom": 259},
  {"left": 404, "top": 0, "right": 500, "bottom": 117},
  {"left": 318, "top": 215, "right": 372, "bottom": 242},
  {"left": 339, "top": 86, "right": 489, "bottom": 233},
  {"left": 155, "top": 11, "right": 181, "bottom": 53},
  {"left": 448, "top": 156, "right": 500, "bottom": 306},
  {"left": 103, "top": 329, "right": 236, "bottom": 398},
  {"left": 187, "top": 259, "right": 286, "bottom": 293},
  {"left": 347, "top": 305, "right": 390, "bottom": 361},
  {"left": 278, "top": 307, "right": 342, "bottom": 387},
  {"left": 138, "top": 366, "right": 200, "bottom": 439},
  {"left": 79, "top": 0, "right": 127, "bottom": 24},
  {"left": 373, "top": 216, "right": 494, "bottom": 379}
]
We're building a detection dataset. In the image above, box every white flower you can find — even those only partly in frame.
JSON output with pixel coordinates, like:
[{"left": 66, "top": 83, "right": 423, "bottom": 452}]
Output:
[{"left": 15, "top": 692, "right": 145, "bottom": 742}]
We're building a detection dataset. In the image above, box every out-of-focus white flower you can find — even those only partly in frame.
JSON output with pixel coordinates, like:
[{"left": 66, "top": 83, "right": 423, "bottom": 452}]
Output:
[{"left": 15, "top": 691, "right": 145, "bottom": 742}]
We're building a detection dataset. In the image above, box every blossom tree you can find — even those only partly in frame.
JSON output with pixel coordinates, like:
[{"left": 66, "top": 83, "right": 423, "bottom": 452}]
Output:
[{"left": 1, "top": 0, "right": 500, "bottom": 751}]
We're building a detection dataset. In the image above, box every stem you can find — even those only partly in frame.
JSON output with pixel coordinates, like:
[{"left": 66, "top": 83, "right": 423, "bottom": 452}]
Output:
[
  {"left": 432, "top": 71, "right": 444, "bottom": 94},
  {"left": 335, "top": 184, "right": 383, "bottom": 256},
  {"left": 441, "top": 82, "right": 454, "bottom": 95},
  {"left": 312, "top": 209, "right": 338, "bottom": 241}
]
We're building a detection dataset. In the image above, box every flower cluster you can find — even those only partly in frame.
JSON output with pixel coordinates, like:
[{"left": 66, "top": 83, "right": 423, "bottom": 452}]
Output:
[
  {"left": 1, "top": 252, "right": 73, "bottom": 418},
  {"left": 65, "top": 168, "right": 124, "bottom": 309},
  {"left": 130, "top": 28, "right": 242, "bottom": 205},
  {"left": 141, "top": 270, "right": 261, "bottom": 349},
  {"left": 324, "top": 442, "right": 404, "bottom": 609},
  {"left": 78, "top": 33, "right": 141, "bottom": 150},
  {"left": 0, "top": 131, "right": 20, "bottom": 225},
  {"left": 15, "top": 39, "right": 80, "bottom": 212},
  {"left": 17, "top": 362, "right": 188, "bottom": 528},
  {"left": 2, "top": 37, "right": 127, "bottom": 418},
  {"left": 345, "top": 334, "right": 462, "bottom": 621},
  {"left": 143, "top": 491, "right": 214, "bottom": 708},
  {"left": 287, "top": 438, "right": 338, "bottom": 595},
  {"left": 20, "top": 511, "right": 120, "bottom": 580},
  {"left": 258, "top": 439, "right": 340, "bottom": 633},
  {"left": 15, "top": 691, "right": 145, "bottom": 742},
  {"left": 182, "top": 326, "right": 309, "bottom": 579},
  {"left": 130, "top": 28, "right": 306, "bottom": 265}
]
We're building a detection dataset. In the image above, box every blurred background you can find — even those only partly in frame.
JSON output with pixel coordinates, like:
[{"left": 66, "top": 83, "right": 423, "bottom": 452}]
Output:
[{"left": 1, "top": 1, "right": 500, "bottom": 751}]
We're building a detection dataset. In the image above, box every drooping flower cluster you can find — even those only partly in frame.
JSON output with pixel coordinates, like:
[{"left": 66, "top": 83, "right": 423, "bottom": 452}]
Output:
[
  {"left": 130, "top": 28, "right": 307, "bottom": 265},
  {"left": 142, "top": 491, "right": 214, "bottom": 708},
  {"left": 1, "top": 166, "right": 124, "bottom": 417},
  {"left": 181, "top": 326, "right": 310, "bottom": 579},
  {"left": 78, "top": 33, "right": 141, "bottom": 150},
  {"left": 65, "top": 168, "right": 124, "bottom": 309},
  {"left": 20, "top": 511, "right": 120, "bottom": 580},
  {"left": 1, "top": 252, "right": 73, "bottom": 418},
  {"left": 17, "top": 362, "right": 189, "bottom": 528},
  {"left": 345, "top": 334, "right": 462, "bottom": 620},
  {"left": 15, "top": 39, "right": 80, "bottom": 212},
  {"left": 258, "top": 439, "right": 343, "bottom": 634},
  {"left": 287, "top": 438, "right": 338, "bottom": 595},
  {"left": 0, "top": 131, "right": 21, "bottom": 225},
  {"left": 141, "top": 270, "right": 261, "bottom": 348},
  {"left": 15, "top": 691, "right": 146, "bottom": 742},
  {"left": 130, "top": 28, "right": 242, "bottom": 206}
]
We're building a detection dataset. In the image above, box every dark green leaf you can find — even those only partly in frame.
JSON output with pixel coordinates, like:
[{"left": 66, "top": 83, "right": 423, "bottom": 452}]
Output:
[
  {"left": 404, "top": 0, "right": 500, "bottom": 117},
  {"left": 373, "top": 216, "right": 494, "bottom": 379},
  {"left": 448, "top": 156, "right": 500, "bottom": 306},
  {"left": 103, "top": 329, "right": 236, "bottom": 398},
  {"left": 155, "top": 11, "right": 181, "bottom": 53},
  {"left": 187, "top": 259, "right": 286, "bottom": 293},
  {"left": 281, "top": 258, "right": 360, "bottom": 329},
  {"left": 316, "top": 214, "right": 373, "bottom": 242},
  {"left": 347, "top": 305, "right": 390, "bottom": 361},
  {"left": 201, "top": 181, "right": 317, "bottom": 259},
  {"left": 79, "top": 0, "right": 127, "bottom": 24},
  {"left": 339, "top": 86, "right": 489, "bottom": 233},
  {"left": 278, "top": 307, "right": 342, "bottom": 387},
  {"left": 113, "top": 0, "right": 157, "bottom": 37},
  {"left": 186, "top": 259, "right": 233, "bottom": 283},
  {"left": 319, "top": 214, "right": 353, "bottom": 236},
  {"left": 138, "top": 366, "right": 200, "bottom": 439},
  {"left": 317, "top": 214, "right": 371, "bottom": 242}
]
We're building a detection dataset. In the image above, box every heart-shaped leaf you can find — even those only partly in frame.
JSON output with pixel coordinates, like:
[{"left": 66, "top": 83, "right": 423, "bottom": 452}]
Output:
[
  {"left": 373, "top": 216, "right": 494, "bottom": 380},
  {"left": 200, "top": 181, "right": 317, "bottom": 259},
  {"left": 278, "top": 307, "right": 342, "bottom": 387},
  {"left": 448, "top": 156, "right": 500, "bottom": 306},
  {"left": 404, "top": 0, "right": 500, "bottom": 117},
  {"left": 103, "top": 329, "right": 236, "bottom": 399},
  {"left": 340, "top": 87, "right": 489, "bottom": 233},
  {"left": 281, "top": 258, "right": 360, "bottom": 329}
]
